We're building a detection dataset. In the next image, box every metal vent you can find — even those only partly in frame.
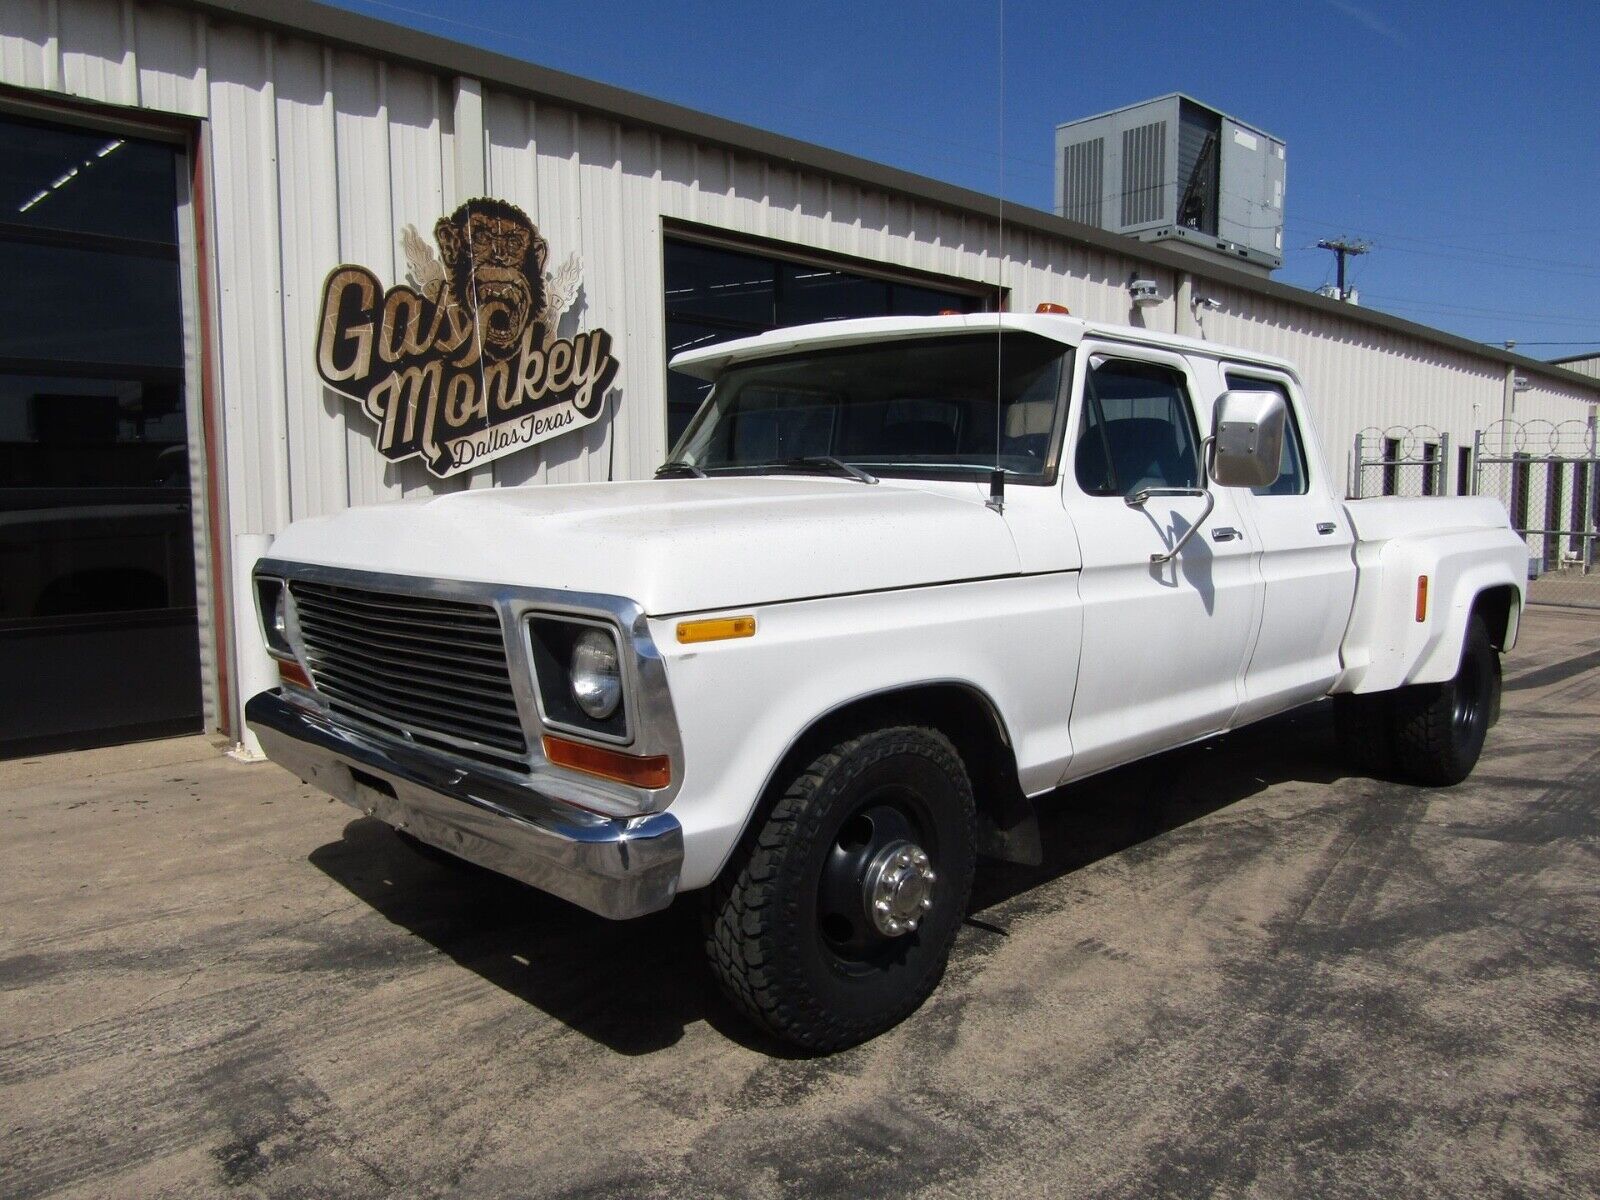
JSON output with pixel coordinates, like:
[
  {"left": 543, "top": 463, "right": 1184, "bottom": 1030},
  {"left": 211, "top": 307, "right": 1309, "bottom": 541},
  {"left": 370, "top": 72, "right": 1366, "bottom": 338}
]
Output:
[
  {"left": 289, "top": 580, "right": 529, "bottom": 771},
  {"left": 1120, "top": 120, "right": 1167, "bottom": 226},
  {"left": 1061, "top": 137, "right": 1104, "bottom": 227}
]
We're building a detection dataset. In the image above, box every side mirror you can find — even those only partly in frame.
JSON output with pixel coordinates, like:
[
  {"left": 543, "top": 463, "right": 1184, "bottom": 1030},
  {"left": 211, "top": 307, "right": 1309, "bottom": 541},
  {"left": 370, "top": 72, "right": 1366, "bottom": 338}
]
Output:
[{"left": 1211, "top": 389, "right": 1286, "bottom": 489}]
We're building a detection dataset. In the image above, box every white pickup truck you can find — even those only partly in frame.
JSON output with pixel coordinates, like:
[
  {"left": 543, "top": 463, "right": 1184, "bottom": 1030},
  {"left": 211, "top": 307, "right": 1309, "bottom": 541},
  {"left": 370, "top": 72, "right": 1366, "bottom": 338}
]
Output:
[{"left": 248, "top": 312, "right": 1525, "bottom": 1050}]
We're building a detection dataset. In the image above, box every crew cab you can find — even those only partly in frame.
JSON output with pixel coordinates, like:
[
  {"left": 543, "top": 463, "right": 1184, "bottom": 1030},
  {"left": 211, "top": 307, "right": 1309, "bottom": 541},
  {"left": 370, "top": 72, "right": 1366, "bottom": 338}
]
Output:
[{"left": 247, "top": 312, "right": 1524, "bottom": 1051}]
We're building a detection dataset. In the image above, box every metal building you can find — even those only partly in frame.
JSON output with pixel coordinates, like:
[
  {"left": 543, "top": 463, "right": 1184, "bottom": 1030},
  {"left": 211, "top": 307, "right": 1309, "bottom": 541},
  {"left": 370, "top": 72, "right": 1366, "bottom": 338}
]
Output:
[
  {"left": 1, "top": 0, "right": 1597, "bottom": 755},
  {"left": 1055, "top": 94, "right": 1286, "bottom": 275},
  {"left": 1551, "top": 353, "right": 1600, "bottom": 381}
]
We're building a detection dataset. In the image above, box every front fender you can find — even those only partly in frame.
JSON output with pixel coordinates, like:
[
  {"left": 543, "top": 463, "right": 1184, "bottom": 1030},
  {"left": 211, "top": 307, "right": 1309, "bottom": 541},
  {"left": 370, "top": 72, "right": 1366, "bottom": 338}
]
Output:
[{"left": 651, "top": 573, "right": 1082, "bottom": 890}]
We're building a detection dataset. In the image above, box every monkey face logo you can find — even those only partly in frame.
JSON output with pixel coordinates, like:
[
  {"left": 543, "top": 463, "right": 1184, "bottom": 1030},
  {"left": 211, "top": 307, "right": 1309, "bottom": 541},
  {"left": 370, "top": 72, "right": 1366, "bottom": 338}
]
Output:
[{"left": 433, "top": 199, "right": 550, "bottom": 359}]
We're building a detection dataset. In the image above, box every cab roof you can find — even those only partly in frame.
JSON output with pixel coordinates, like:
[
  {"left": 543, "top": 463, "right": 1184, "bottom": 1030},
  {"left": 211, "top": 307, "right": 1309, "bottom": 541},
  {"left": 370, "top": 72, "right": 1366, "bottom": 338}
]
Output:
[{"left": 667, "top": 312, "right": 1300, "bottom": 382}]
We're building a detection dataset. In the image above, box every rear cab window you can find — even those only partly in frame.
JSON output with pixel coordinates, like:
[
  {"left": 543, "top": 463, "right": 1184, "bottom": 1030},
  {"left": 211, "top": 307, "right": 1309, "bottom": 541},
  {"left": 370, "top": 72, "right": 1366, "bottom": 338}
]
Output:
[{"left": 1223, "top": 372, "right": 1309, "bottom": 496}]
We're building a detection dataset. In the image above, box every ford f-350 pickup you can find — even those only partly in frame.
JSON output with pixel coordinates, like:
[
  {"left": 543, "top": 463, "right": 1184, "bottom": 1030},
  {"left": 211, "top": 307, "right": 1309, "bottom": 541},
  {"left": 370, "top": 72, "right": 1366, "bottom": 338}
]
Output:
[{"left": 248, "top": 312, "right": 1524, "bottom": 1050}]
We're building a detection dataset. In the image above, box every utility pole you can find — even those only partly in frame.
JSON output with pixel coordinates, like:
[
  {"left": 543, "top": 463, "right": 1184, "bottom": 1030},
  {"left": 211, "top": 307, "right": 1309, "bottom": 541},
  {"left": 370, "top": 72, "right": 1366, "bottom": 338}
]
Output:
[{"left": 1316, "top": 237, "right": 1370, "bottom": 301}]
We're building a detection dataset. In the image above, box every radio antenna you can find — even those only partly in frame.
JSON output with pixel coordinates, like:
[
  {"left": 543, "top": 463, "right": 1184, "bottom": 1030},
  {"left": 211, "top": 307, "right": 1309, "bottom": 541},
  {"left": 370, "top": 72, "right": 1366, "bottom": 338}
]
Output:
[{"left": 988, "top": 0, "right": 1006, "bottom": 514}]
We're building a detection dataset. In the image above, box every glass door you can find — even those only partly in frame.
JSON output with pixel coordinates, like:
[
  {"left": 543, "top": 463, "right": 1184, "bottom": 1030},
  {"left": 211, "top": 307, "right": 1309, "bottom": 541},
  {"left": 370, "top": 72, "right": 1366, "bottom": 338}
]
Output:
[{"left": 0, "top": 111, "right": 200, "bottom": 756}]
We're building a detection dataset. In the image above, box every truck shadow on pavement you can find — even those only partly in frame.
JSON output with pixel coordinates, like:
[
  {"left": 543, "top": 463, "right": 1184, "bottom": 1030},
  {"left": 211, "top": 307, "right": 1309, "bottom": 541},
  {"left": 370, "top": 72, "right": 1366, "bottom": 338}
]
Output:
[{"left": 307, "top": 701, "right": 1352, "bottom": 1058}]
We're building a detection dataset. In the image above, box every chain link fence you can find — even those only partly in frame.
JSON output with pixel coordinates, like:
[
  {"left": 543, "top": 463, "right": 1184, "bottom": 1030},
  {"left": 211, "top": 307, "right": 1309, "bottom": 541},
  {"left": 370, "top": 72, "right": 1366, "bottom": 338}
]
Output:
[
  {"left": 1349, "top": 426, "right": 1455, "bottom": 499},
  {"left": 1474, "top": 419, "right": 1600, "bottom": 610}
]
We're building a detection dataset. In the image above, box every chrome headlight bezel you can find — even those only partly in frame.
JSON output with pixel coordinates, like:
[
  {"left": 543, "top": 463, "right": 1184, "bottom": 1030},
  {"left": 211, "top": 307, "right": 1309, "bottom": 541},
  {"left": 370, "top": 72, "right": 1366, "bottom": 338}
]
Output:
[
  {"left": 526, "top": 614, "right": 633, "bottom": 744},
  {"left": 254, "top": 575, "right": 295, "bottom": 660}
]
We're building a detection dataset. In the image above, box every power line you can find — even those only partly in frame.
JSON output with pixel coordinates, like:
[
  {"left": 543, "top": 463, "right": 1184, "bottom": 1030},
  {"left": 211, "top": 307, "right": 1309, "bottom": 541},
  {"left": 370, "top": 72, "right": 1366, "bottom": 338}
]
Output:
[{"left": 1356, "top": 292, "right": 1600, "bottom": 327}]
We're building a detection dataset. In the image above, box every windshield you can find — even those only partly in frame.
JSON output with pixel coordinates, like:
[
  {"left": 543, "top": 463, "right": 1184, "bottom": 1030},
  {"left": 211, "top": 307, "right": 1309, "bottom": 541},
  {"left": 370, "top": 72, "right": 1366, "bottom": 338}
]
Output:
[{"left": 668, "top": 332, "right": 1071, "bottom": 482}]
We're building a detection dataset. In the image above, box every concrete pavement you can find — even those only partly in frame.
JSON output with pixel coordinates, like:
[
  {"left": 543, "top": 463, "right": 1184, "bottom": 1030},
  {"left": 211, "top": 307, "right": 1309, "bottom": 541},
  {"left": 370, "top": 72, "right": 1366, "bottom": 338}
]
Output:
[{"left": 2, "top": 607, "right": 1597, "bottom": 1198}]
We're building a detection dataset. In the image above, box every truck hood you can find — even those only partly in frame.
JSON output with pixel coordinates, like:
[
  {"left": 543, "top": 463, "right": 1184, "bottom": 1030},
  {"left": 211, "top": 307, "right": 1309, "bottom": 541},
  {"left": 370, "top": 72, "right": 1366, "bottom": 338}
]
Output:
[{"left": 266, "top": 477, "right": 1021, "bottom": 615}]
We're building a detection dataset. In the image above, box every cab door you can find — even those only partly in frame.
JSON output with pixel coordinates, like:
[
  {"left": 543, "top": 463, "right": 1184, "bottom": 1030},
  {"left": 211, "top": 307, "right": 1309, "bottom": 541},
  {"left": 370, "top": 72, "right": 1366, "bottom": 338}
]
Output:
[
  {"left": 1060, "top": 346, "right": 1263, "bottom": 782},
  {"left": 1223, "top": 367, "right": 1358, "bottom": 726}
]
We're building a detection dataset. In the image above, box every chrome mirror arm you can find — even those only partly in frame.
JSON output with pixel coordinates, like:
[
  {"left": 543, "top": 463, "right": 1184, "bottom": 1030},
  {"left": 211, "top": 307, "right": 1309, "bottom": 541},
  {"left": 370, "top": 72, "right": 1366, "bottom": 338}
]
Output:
[{"left": 1124, "top": 437, "right": 1218, "bottom": 564}]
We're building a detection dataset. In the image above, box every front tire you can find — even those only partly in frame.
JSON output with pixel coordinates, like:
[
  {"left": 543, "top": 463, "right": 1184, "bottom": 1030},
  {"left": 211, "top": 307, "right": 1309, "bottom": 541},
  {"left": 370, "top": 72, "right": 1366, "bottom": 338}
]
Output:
[{"left": 705, "top": 725, "right": 977, "bottom": 1053}]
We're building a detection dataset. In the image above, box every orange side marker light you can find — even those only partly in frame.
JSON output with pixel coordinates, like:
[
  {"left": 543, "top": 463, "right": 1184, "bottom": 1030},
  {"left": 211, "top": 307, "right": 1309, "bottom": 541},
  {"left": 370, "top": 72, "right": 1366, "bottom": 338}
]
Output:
[
  {"left": 1415, "top": 575, "right": 1429, "bottom": 623},
  {"left": 677, "top": 616, "right": 756, "bottom": 644}
]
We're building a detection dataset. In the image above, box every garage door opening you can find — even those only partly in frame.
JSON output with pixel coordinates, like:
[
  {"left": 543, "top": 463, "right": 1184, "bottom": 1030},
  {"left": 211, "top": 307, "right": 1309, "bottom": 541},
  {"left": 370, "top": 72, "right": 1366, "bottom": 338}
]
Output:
[{"left": 0, "top": 110, "right": 200, "bottom": 757}]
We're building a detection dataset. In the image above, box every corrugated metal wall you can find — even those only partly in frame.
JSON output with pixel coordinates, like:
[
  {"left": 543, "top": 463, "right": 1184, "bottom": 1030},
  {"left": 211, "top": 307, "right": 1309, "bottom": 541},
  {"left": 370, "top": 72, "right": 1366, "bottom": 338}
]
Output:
[{"left": 3, "top": 0, "right": 1596, "bottom": 729}]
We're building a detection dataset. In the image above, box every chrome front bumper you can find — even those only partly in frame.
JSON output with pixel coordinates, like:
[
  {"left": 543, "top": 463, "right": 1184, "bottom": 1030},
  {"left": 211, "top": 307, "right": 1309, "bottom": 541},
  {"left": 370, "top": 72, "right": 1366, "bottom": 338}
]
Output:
[{"left": 246, "top": 691, "right": 683, "bottom": 919}]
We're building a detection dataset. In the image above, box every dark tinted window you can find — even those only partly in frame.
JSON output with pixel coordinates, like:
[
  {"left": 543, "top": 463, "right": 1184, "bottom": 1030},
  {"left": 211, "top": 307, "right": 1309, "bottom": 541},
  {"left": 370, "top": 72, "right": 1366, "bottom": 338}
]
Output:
[
  {"left": 1075, "top": 360, "right": 1200, "bottom": 495},
  {"left": 1223, "top": 374, "right": 1309, "bottom": 496},
  {"left": 0, "top": 117, "right": 178, "bottom": 243},
  {"left": 0, "top": 243, "right": 182, "bottom": 367},
  {"left": 663, "top": 237, "right": 987, "bottom": 448},
  {"left": 0, "top": 112, "right": 189, "bottom": 625}
]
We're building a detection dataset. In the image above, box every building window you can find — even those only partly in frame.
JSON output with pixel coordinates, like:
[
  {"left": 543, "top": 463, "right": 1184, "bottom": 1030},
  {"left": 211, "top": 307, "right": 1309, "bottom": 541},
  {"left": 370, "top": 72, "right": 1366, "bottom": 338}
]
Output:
[
  {"left": 1511, "top": 452, "right": 1531, "bottom": 534},
  {"left": 1422, "top": 441, "right": 1440, "bottom": 496},
  {"left": 663, "top": 236, "right": 988, "bottom": 450},
  {"left": 1381, "top": 437, "right": 1401, "bottom": 496},
  {"left": 1457, "top": 444, "right": 1473, "bottom": 495}
]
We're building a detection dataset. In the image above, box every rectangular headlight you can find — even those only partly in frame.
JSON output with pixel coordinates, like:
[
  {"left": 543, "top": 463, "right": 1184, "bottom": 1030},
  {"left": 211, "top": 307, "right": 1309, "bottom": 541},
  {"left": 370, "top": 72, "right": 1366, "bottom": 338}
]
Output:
[{"left": 526, "top": 616, "right": 630, "bottom": 742}]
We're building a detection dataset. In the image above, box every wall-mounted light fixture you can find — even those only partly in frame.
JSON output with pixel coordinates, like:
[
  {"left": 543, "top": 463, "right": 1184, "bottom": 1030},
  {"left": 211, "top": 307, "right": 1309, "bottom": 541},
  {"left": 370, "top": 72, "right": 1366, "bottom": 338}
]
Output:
[{"left": 1129, "top": 279, "right": 1162, "bottom": 307}]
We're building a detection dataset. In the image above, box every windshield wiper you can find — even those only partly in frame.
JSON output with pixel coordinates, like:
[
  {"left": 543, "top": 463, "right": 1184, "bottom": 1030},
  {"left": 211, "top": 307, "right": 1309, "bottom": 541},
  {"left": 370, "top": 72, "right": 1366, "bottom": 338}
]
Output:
[
  {"left": 770, "top": 456, "right": 879, "bottom": 485},
  {"left": 654, "top": 460, "right": 706, "bottom": 478}
]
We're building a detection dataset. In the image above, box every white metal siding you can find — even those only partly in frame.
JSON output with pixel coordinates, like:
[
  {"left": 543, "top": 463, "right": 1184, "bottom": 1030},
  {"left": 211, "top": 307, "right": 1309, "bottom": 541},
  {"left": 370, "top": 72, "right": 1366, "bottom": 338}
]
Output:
[{"left": 2, "top": 0, "right": 1596, "bottom": 731}]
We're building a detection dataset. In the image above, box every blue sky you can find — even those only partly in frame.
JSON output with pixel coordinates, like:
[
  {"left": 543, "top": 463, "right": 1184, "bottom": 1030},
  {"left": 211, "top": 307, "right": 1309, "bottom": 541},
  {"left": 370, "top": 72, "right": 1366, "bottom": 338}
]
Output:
[{"left": 331, "top": 0, "right": 1599, "bottom": 360}]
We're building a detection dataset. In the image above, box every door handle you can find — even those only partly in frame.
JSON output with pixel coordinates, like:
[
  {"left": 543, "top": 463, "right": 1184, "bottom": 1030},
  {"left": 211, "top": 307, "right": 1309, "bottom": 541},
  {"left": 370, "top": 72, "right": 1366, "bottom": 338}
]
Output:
[
  {"left": 1211, "top": 526, "right": 1242, "bottom": 542},
  {"left": 1316, "top": 522, "right": 1337, "bottom": 535}
]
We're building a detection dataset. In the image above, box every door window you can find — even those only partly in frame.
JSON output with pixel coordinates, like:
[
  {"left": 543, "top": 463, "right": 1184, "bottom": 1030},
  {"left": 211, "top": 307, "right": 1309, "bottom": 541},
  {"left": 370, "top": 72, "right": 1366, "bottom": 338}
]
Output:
[
  {"left": 1223, "top": 374, "right": 1309, "bottom": 496},
  {"left": 1075, "top": 358, "right": 1201, "bottom": 496}
]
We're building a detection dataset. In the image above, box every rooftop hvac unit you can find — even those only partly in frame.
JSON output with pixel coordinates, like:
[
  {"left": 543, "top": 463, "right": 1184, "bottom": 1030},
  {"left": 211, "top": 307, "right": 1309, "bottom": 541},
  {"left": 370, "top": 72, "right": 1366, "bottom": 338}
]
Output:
[{"left": 1055, "top": 94, "right": 1285, "bottom": 275}]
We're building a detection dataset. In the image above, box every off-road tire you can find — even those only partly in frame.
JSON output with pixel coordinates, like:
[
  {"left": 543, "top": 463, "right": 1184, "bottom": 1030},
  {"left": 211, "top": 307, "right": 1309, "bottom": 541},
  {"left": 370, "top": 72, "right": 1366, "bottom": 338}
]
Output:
[
  {"left": 1334, "top": 690, "right": 1394, "bottom": 776},
  {"left": 1390, "top": 614, "right": 1500, "bottom": 786},
  {"left": 705, "top": 725, "right": 977, "bottom": 1053}
]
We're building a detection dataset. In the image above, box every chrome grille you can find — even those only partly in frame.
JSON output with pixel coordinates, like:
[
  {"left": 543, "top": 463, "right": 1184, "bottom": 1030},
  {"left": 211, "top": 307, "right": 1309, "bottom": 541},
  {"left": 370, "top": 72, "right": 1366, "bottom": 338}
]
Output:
[{"left": 288, "top": 579, "right": 528, "bottom": 770}]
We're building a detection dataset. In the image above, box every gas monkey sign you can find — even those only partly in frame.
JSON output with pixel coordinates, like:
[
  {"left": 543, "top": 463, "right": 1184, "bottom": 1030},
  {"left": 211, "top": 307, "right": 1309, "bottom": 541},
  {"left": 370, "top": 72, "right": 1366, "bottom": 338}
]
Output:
[{"left": 315, "top": 198, "right": 619, "bottom": 477}]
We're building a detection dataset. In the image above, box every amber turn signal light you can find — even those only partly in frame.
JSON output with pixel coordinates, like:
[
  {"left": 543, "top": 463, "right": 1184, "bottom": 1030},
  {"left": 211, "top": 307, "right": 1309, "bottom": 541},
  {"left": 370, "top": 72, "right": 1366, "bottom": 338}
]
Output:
[
  {"left": 542, "top": 735, "right": 672, "bottom": 789},
  {"left": 1036, "top": 302, "right": 1070, "bottom": 314},
  {"left": 676, "top": 615, "right": 756, "bottom": 644},
  {"left": 1415, "top": 575, "right": 1429, "bottom": 623}
]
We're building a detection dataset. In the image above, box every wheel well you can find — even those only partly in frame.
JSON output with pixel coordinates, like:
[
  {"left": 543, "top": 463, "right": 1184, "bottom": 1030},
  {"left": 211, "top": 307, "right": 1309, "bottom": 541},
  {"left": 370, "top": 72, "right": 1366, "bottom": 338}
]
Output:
[
  {"left": 1471, "top": 584, "right": 1519, "bottom": 650},
  {"left": 760, "top": 682, "right": 1038, "bottom": 866}
]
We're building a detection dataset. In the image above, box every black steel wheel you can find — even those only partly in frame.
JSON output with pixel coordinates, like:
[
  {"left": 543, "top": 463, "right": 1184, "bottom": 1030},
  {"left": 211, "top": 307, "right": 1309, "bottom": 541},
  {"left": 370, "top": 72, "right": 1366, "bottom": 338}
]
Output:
[{"left": 705, "top": 724, "right": 977, "bottom": 1053}]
